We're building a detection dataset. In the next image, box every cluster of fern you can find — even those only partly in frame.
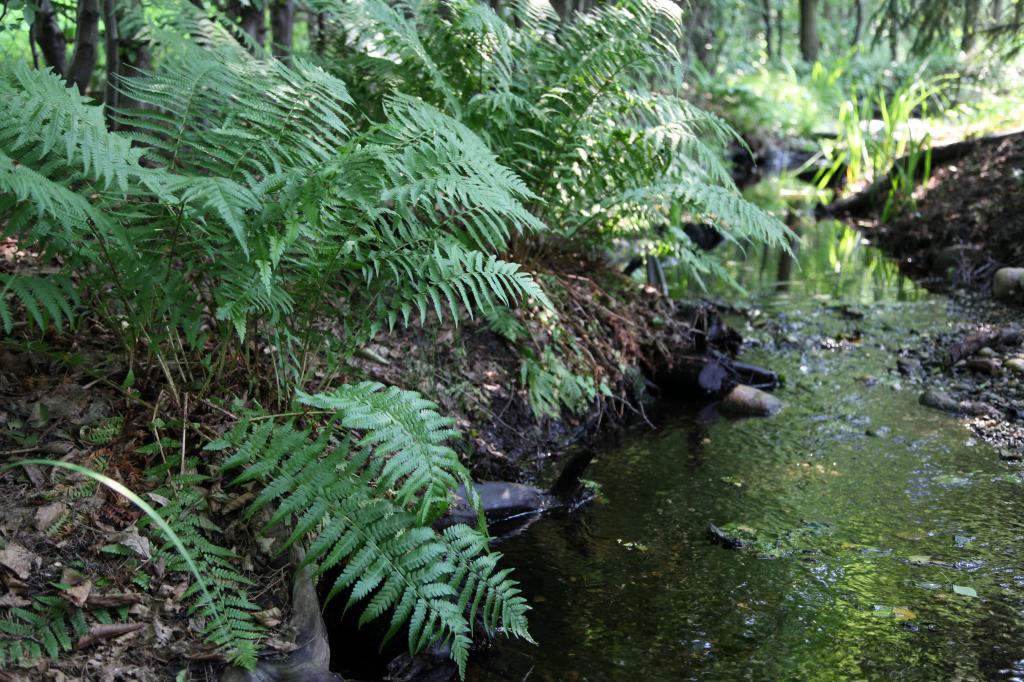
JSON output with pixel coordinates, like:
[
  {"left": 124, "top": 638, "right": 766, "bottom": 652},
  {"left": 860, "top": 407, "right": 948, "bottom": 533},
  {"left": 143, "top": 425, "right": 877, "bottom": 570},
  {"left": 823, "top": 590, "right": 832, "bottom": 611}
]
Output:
[
  {"left": 209, "top": 382, "right": 531, "bottom": 675},
  {"left": 1, "top": 0, "right": 792, "bottom": 675},
  {"left": 317, "top": 0, "right": 791, "bottom": 284}
]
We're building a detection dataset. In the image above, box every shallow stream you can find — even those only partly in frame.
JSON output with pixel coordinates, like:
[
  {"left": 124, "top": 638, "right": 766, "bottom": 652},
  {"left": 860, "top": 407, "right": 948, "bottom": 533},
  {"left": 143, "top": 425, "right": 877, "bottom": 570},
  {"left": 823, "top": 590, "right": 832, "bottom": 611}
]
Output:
[{"left": 468, "top": 219, "right": 1024, "bottom": 681}]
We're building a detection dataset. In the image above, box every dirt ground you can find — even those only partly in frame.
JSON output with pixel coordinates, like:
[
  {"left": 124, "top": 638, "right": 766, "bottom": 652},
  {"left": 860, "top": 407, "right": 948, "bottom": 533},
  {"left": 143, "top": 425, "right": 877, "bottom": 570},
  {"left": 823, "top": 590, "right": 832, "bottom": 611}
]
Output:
[{"left": 879, "top": 132, "right": 1024, "bottom": 286}]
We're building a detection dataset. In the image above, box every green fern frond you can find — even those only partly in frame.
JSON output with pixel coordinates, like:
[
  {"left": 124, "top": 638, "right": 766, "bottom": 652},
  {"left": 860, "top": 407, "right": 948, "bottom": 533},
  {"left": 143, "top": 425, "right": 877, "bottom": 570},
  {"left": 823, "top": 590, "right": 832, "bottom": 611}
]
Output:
[
  {"left": 0, "top": 274, "right": 78, "bottom": 335},
  {"left": 143, "top": 475, "right": 264, "bottom": 669},
  {"left": 0, "top": 596, "right": 87, "bottom": 669},
  {"left": 216, "top": 391, "right": 532, "bottom": 676}
]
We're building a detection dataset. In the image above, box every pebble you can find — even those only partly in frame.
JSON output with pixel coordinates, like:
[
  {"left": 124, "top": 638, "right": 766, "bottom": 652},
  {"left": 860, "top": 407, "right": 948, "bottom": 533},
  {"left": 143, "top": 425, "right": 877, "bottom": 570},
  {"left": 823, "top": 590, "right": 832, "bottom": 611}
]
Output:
[
  {"left": 720, "top": 384, "right": 784, "bottom": 417},
  {"left": 977, "top": 347, "right": 996, "bottom": 357},
  {"left": 1007, "top": 358, "right": 1024, "bottom": 376},
  {"left": 967, "top": 357, "right": 1001, "bottom": 375},
  {"left": 993, "top": 268, "right": 1024, "bottom": 301}
]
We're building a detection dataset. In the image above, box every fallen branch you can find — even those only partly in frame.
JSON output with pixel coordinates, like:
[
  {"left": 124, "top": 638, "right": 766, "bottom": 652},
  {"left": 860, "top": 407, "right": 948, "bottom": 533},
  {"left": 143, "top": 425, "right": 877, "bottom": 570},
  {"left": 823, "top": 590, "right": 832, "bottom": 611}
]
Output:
[{"left": 76, "top": 622, "right": 145, "bottom": 649}]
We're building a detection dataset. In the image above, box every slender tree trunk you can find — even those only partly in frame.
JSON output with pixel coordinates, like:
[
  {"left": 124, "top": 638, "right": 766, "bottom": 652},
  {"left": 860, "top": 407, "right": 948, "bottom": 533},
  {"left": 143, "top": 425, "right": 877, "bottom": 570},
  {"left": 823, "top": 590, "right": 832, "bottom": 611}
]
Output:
[
  {"left": 103, "top": 0, "right": 118, "bottom": 125},
  {"left": 762, "top": 0, "right": 773, "bottom": 60},
  {"left": 775, "top": 5, "right": 784, "bottom": 59},
  {"left": 688, "top": 0, "right": 715, "bottom": 66},
  {"left": 961, "top": 0, "right": 980, "bottom": 52},
  {"left": 314, "top": 11, "right": 328, "bottom": 54},
  {"left": 270, "top": 0, "right": 295, "bottom": 61},
  {"left": 233, "top": 1, "right": 266, "bottom": 48},
  {"left": 798, "top": 0, "right": 819, "bottom": 62},
  {"left": 115, "top": 0, "right": 151, "bottom": 122},
  {"left": 853, "top": 0, "right": 864, "bottom": 46},
  {"left": 992, "top": 0, "right": 1003, "bottom": 24},
  {"left": 67, "top": 0, "right": 101, "bottom": 94},
  {"left": 33, "top": 0, "right": 68, "bottom": 76}
]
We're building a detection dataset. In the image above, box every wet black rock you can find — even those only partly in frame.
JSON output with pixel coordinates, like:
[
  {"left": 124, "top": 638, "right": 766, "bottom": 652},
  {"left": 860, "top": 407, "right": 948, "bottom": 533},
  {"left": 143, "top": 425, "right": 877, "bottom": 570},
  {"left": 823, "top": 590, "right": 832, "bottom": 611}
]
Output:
[
  {"left": 898, "top": 357, "right": 925, "bottom": 377},
  {"left": 919, "top": 389, "right": 999, "bottom": 417},
  {"left": 707, "top": 523, "right": 748, "bottom": 549},
  {"left": 440, "top": 482, "right": 557, "bottom": 529}
]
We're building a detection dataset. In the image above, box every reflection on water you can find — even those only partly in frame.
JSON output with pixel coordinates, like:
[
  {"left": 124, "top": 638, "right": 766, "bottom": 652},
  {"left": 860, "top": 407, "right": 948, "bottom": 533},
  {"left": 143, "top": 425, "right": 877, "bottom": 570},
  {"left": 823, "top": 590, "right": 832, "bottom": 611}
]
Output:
[
  {"left": 670, "top": 218, "right": 925, "bottom": 305},
  {"left": 468, "top": 217, "right": 1024, "bottom": 681}
]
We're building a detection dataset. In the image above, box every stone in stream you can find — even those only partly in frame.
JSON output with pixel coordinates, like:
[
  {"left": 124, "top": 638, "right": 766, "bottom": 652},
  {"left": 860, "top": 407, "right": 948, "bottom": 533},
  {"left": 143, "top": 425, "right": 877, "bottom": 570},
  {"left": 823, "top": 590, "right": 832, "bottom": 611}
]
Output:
[
  {"left": 439, "top": 482, "right": 558, "bottom": 529},
  {"left": 1007, "top": 358, "right": 1024, "bottom": 376},
  {"left": 993, "top": 268, "right": 1024, "bottom": 302},
  {"left": 919, "top": 389, "right": 960, "bottom": 413},
  {"left": 719, "top": 384, "right": 783, "bottom": 417},
  {"left": 931, "top": 245, "right": 983, "bottom": 278},
  {"left": 967, "top": 357, "right": 1002, "bottom": 375},
  {"left": 919, "top": 389, "right": 999, "bottom": 417},
  {"left": 897, "top": 357, "right": 925, "bottom": 377}
]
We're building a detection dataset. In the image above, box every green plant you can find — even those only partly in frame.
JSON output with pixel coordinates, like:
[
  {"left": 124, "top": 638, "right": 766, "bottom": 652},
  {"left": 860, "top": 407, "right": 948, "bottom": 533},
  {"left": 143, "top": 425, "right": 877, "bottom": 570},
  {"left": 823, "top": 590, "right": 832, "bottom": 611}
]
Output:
[
  {"left": 520, "top": 347, "right": 598, "bottom": 419},
  {"left": 0, "top": 10, "right": 549, "bottom": 401},
  {"left": 0, "top": 459, "right": 252, "bottom": 668},
  {"left": 0, "top": 595, "right": 87, "bottom": 667},
  {"left": 212, "top": 383, "right": 532, "bottom": 675},
  {"left": 141, "top": 457, "right": 266, "bottom": 669},
  {"left": 320, "top": 0, "right": 792, "bottom": 285}
]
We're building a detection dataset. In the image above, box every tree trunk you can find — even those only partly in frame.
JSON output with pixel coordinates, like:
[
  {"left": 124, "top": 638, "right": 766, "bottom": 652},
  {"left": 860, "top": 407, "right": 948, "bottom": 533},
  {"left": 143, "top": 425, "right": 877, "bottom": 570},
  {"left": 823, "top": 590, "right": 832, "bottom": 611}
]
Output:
[
  {"left": 103, "top": 0, "right": 118, "bottom": 125},
  {"left": 234, "top": 1, "right": 266, "bottom": 49},
  {"left": 762, "top": 0, "right": 773, "bottom": 60},
  {"left": 798, "top": 0, "right": 819, "bottom": 62},
  {"left": 67, "top": 0, "right": 101, "bottom": 94},
  {"left": 775, "top": 4, "right": 784, "bottom": 59},
  {"left": 688, "top": 0, "right": 715, "bottom": 66},
  {"left": 270, "top": 0, "right": 295, "bottom": 61},
  {"left": 115, "top": 0, "right": 151, "bottom": 124},
  {"left": 992, "top": 0, "right": 1003, "bottom": 24},
  {"left": 961, "top": 0, "right": 980, "bottom": 52},
  {"left": 33, "top": 0, "right": 68, "bottom": 76},
  {"left": 853, "top": 0, "right": 864, "bottom": 46}
]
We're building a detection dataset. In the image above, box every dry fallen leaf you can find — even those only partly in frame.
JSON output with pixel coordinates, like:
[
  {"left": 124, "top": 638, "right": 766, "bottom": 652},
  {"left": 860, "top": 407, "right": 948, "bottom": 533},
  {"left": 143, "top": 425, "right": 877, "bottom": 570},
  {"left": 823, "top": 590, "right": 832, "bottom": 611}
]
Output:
[
  {"left": 0, "top": 591, "right": 31, "bottom": 608},
  {"left": 63, "top": 580, "right": 92, "bottom": 607},
  {"left": 0, "top": 542, "right": 37, "bottom": 579},
  {"left": 254, "top": 607, "right": 282, "bottom": 627},
  {"left": 110, "top": 528, "right": 151, "bottom": 560},
  {"left": 35, "top": 501, "right": 66, "bottom": 531}
]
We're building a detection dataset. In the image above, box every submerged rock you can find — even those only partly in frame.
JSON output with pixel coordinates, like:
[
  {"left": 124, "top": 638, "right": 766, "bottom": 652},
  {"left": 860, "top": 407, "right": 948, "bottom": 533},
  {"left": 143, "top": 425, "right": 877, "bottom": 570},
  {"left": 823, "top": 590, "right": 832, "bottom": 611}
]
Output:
[
  {"left": 967, "top": 357, "right": 1001, "bottom": 375},
  {"left": 1007, "top": 358, "right": 1024, "bottom": 376},
  {"left": 707, "top": 523, "right": 753, "bottom": 549},
  {"left": 440, "top": 482, "right": 557, "bottom": 529},
  {"left": 719, "top": 384, "right": 783, "bottom": 417},
  {"left": 919, "top": 390, "right": 999, "bottom": 417},
  {"left": 993, "top": 268, "right": 1024, "bottom": 301},
  {"left": 919, "top": 389, "right": 960, "bottom": 412},
  {"left": 932, "top": 245, "right": 982, "bottom": 277}
]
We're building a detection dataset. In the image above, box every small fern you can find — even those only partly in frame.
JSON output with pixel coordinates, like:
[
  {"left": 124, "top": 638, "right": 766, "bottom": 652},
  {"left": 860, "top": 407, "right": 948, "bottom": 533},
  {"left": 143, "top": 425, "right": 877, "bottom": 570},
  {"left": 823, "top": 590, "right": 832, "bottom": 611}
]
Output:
[
  {"left": 142, "top": 462, "right": 266, "bottom": 669},
  {"left": 214, "top": 384, "right": 532, "bottom": 677},
  {"left": 0, "top": 595, "right": 87, "bottom": 668},
  {"left": 520, "top": 347, "right": 597, "bottom": 419}
]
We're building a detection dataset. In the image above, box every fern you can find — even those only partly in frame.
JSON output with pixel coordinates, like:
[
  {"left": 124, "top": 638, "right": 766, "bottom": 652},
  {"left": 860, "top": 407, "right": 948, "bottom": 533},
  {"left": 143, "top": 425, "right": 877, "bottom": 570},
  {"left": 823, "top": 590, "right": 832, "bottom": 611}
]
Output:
[
  {"left": 321, "top": 0, "right": 791, "bottom": 286},
  {"left": 0, "top": 274, "right": 78, "bottom": 335},
  {"left": 0, "top": 596, "right": 88, "bottom": 668},
  {"left": 142, "top": 467, "right": 265, "bottom": 669},
  {"left": 214, "top": 385, "right": 532, "bottom": 677}
]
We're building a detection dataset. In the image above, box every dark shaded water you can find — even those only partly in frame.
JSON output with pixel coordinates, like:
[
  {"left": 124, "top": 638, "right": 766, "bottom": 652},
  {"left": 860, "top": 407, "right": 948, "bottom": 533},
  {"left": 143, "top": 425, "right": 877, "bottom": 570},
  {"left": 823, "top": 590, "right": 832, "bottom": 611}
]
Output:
[{"left": 468, "top": 219, "right": 1024, "bottom": 681}]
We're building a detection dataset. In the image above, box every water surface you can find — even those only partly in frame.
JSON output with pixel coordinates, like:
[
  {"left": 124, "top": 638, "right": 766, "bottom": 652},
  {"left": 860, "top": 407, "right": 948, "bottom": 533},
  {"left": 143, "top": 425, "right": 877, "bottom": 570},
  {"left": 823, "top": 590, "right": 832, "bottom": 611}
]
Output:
[{"left": 468, "top": 220, "right": 1024, "bottom": 681}]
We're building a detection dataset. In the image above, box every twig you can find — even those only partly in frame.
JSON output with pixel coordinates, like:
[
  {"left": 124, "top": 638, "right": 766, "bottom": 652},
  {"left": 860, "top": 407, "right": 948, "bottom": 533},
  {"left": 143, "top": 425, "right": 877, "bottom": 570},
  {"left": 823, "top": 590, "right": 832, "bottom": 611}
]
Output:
[{"left": 76, "top": 622, "right": 144, "bottom": 649}]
